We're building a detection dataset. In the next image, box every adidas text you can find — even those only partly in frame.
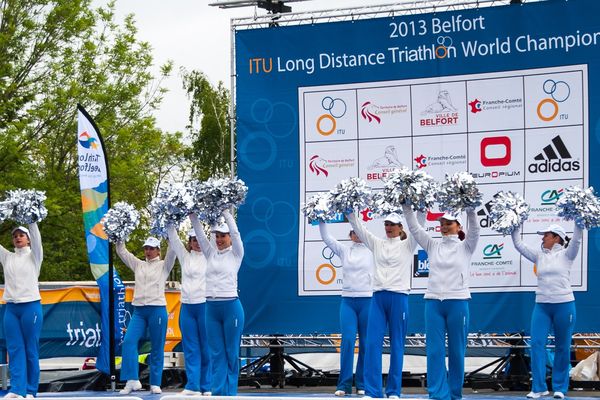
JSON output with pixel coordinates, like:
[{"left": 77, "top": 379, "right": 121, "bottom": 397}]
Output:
[{"left": 528, "top": 159, "right": 580, "bottom": 173}]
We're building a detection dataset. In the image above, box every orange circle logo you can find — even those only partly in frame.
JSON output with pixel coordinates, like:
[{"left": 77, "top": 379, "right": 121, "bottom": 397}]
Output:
[
  {"left": 536, "top": 98, "right": 559, "bottom": 121},
  {"left": 316, "top": 114, "right": 336, "bottom": 136},
  {"left": 316, "top": 263, "right": 336, "bottom": 285},
  {"left": 435, "top": 46, "right": 448, "bottom": 59}
]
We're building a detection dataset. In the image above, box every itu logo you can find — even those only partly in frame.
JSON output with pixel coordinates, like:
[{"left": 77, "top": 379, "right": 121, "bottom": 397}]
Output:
[
  {"left": 468, "top": 99, "right": 482, "bottom": 113},
  {"left": 316, "top": 245, "right": 341, "bottom": 285},
  {"left": 308, "top": 155, "right": 328, "bottom": 177},
  {"left": 537, "top": 79, "right": 570, "bottom": 122},
  {"left": 79, "top": 132, "right": 99, "bottom": 150},
  {"left": 316, "top": 96, "right": 347, "bottom": 136},
  {"left": 360, "top": 101, "right": 381, "bottom": 124},
  {"left": 483, "top": 243, "right": 504, "bottom": 259},
  {"left": 414, "top": 154, "right": 428, "bottom": 169},
  {"left": 540, "top": 188, "right": 564, "bottom": 205}
]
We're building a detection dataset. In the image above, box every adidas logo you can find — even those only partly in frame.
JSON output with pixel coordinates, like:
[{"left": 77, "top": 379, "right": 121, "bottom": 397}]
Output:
[
  {"left": 477, "top": 200, "right": 493, "bottom": 228},
  {"left": 528, "top": 135, "right": 580, "bottom": 173}
]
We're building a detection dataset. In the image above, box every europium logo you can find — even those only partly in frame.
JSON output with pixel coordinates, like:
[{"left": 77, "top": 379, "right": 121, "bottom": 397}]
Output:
[
  {"left": 483, "top": 243, "right": 503, "bottom": 259},
  {"left": 480, "top": 136, "right": 511, "bottom": 167},
  {"left": 316, "top": 96, "right": 347, "bottom": 136},
  {"left": 308, "top": 155, "right": 328, "bottom": 177},
  {"left": 540, "top": 188, "right": 564, "bottom": 205},
  {"left": 528, "top": 135, "right": 580, "bottom": 173},
  {"left": 315, "top": 246, "right": 341, "bottom": 285},
  {"left": 78, "top": 131, "right": 99, "bottom": 150},
  {"left": 468, "top": 99, "right": 482, "bottom": 113},
  {"left": 537, "top": 79, "right": 570, "bottom": 122},
  {"left": 414, "top": 154, "right": 428, "bottom": 169}
]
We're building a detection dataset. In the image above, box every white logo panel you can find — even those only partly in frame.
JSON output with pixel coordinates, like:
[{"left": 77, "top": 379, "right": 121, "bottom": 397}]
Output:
[
  {"left": 303, "top": 241, "right": 344, "bottom": 294},
  {"left": 524, "top": 126, "right": 583, "bottom": 182},
  {"left": 412, "top": 134, "right": 467, "bottom": 181},
  {"left": 305, "top": 141, "right": 358, "bottom": 192},
  {"left": 468, "top": 131, "right": 525, "bottom": 184},
  {"left": 358, "top": 137, "right": 413, "bottom": 189},
  {"left": 357, "top": 86, "right": 412, "bottom": 139},
  {"left": 411, "top": 81, "right": 467, "bottom": 136},
  {"left": 469, "top": 236, "right": 522, "bottom": 288},
  {"left": 466, "top": 76, "right": 524, "bottom": 132},
  {"left": 304, "top": 90, "right": 358, "bottom": 142},
  {"left": 523, "top": 180, "right": 578, "bottom": 234}
]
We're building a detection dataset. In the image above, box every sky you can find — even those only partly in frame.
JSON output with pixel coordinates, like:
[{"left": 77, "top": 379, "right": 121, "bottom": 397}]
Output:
[{"left": 107, "top": 0, "right": 399, "bottom": 133}]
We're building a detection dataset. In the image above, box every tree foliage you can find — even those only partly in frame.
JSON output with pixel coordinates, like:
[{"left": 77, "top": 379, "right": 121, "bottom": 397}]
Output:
[
  {"left": 181, "top": 69, "right": 231, "bottom": 180},
  {"left": 0, "top": 0, "right": 186, "bottom": 281}
]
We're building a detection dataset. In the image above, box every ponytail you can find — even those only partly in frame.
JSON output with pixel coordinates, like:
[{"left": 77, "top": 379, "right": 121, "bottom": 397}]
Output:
[{"left": 564, "top": 235, "right": 571, "bottom": 248}]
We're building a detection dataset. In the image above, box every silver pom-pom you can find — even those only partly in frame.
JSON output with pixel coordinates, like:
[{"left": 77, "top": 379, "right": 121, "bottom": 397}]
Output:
[
  {"left": 329, "top": 177, "right": 372, "bottom": 215},
  {"left": 373, "top": 167, "right": 438, "bottom": 213},
  {"left": 437, "top": 172, "right": 482, "bottom": 213},
  {"left": 102, "top": 202, "right": 140, "bottom": 243},
  {"left": 556, "top": 186, "right": 600, "bottom": 230},
  {"left": 189, "top": 177, "right": 248, "bottom": 225},
  {"left": 149, "top": 185, "right": 194, "bottom": 237},
  {"left": 4, "top": 189, "right": 48, "bottom": 224},
  {"left": 489, "top": 191, "right": 530, "bottom": 234},
  {"left": 302, "top": 192, "right": 336, "bottom": 223},
  {"left": 0, "top": 201, "right": 13, "bottom": 223},
  {"left": 371, "top": 191, "right": 402, "bottom": 216}
]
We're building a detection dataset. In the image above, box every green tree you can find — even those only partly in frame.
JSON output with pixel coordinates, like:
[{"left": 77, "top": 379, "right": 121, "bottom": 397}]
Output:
[
  {"left": 181, "top": 69, "right": 231, "bottom": 180},
  {"left": 0, "top": 0, "right": 187, "bottom": 281}
]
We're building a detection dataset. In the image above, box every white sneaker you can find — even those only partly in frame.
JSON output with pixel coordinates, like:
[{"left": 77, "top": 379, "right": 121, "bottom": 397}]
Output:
[
  {"left": 388, "top": 396, "right": 400, "bottom": 399},
  {"left": 119, "top": 380, "right": 142, "bottom": 395},
  {"left": 180, "top": 389, "right": 201, "bottom": 396},
  {"left": 202, "top": 392, "right": 212, "bottom": 396},
  {"left": 553, "top": 392, "right": 564, "bottom": 399},
  {"left": 150, "top": 385, "right": 162, "bottom": 394},
  {"left": 357, "top": 390, "right": 366, "bottom": 396},
  {"left": 334, "top": 390, "right": 346, "bottom": 396},
  {"left": 3, "top": 394, "right": 23, "bottom": 399},
  {"left": 25, "top": 396, "right": 34, "bottom": 399},
  {"left": 527, "top": 391, "right": 550, "bottom": 399}
]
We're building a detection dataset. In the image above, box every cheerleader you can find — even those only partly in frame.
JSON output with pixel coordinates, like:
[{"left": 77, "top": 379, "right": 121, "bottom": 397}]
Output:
[
  {"left": 511, "top": 223, "right": 581, "bottom": 400},
  {"left": 346, "top": 211, "right": 423, "bottom": 398},
  {"left": 116, "top": 237, "right": 175, "bottom": 395},
  {"left": 167, "top": 226, "right": 211, "bottom": 396},
  {"left": 318, "top": 222, "right": 373, "bottom": 396},
  {"left": 0, "top": 225, "right": 43, "bottom": 399},
  {"left": 191, "top": 210, "right": 244, "bottom": 396},
  {"left": 402, "top": 205, "right": 480, "bottom": 400}
]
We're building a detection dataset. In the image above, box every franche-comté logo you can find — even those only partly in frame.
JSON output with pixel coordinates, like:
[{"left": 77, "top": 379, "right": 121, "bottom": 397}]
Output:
[
  {"left": 528, "top": 135, "right": 580, "bottom": 173},
  {"left": 468, "top": 97, "right": 522, "bottom": 113},
  {"left": 530, "top": 187, "right": 564, "bottom": 213}
]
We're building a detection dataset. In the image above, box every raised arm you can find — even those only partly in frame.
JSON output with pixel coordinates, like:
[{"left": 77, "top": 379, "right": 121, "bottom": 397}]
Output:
[
  {"left": 223, "top": 210, "right": 244, "bottom": 259},
  {"left": 28, "top": 222, "right": 43, "bottom": 275},
  {"left": 167, "top": 226, "right": 188, "bottom": 264},
  {"left": 163, "top": 245, "right": 176, "bottom": 275},
  {"left": 463, "top": 209, "right": 481, "bottom": 253},
  {"left": 115, "top": 242, "right": 139, "bottom": 272},
  {"left": 190, "top": 213, "right": 215, "bottom": 258},
  {"left": 347, "top": 213, "right": 377, "bottom": 251},
  {"left": 510, "top": 226, "right": 537, "bottom": 263},
  {"left": 401, "top": 204, "right": 433, "bottom": 251},
  {"left": 318, "top": 222, "right": 344, "bottom": 257},
  {"left": 565, "top": 224, "right": 583, "bottom": 261}
]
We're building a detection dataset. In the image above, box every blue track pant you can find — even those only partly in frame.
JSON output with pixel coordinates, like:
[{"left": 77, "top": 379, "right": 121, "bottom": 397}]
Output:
[
  {"left": 364, "top": 291, "right": 408, "bottom": 398},
  {"left": 180, "top": 302, "right": 211, "bottom": 392},
  {"left": 4, "top": 301, "right": 42, "bottom": 397},
  {"left": 425, "top": 299, "right": 469, "bottom": 400},
  {"left": 530, "top": 301, "right": 575, "bottom": 394},
  {"left": 206, "top": 299, "right": 244, "bottom": 396},
  {"left": 121, "top": 305, "right": 168, "bottom": 386},
  {"left": 337, "top": 297, "right": 371, "bottom": 394}
]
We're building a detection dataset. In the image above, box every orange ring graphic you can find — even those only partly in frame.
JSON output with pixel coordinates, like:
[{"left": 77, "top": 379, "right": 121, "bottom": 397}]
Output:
[
  {"left": 536, "top": 98, "right": 559, "bottom": 121},
  {"left": 435, "top": 46, "right": 448, "bottom": 59},
  {"left": 317, "top": 114, "right": 336, "bottom": 136},
  {"left": 316, "top": 263, "right": 336, "bottom": 285}
]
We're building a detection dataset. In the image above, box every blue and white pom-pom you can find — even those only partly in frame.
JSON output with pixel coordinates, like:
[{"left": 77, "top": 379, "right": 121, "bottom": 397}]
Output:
[
  {"left": 102, "top": 202, "right": 140, "bottom": 243},
  {"left": 329, "top": 177, "right": 372, "bottom": 215},
  {"left": 302, "top": 192, "right": 336, "bottom": 223},
  {"left": 556, "top": 186, "right": 600, "bottom": 230},
  {"left": 0, "top": 201, "right": 13, "bottom": 223},
  {"left": 489, "top": 191, "right": 530, "bottom": 235},
  {"left": 377, "top": 167, "right": 438, "bottom": 212},
  {"left": 437, "top": 172, "right": 482, "bottom": 213},
  {"left": 370, "top": 191, "right": 403, "bottom": 217},
  {"left": 149, "top": 185, "right": 194, "bottom": 237},
  {"left": 5, "top": 189, "right": 48, "bottom": 224}
]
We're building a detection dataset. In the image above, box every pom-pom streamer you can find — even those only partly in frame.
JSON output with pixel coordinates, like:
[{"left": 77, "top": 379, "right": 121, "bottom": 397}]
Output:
[
  {"left": 372, "top": 167, "right": 438, "bottom": 214},
  {"left": 102, "top": 202, "right": 140, "bottom": 243},
  {"left": 489, "top": 191, "right": 530, "bottom": 235},
  {"left": 556, "top": 186, "right": 600, "bottom": 230},
  {"left": 4, "top": 189, "right": 48, "bottom": 224},
  {"left": 301, "top": 192, "right": 336, "bottom": 223},
  {"left": 437, "top": 172, "right": 482, "bottom": 214},
  {"left": 329, "top": 177, "right": 372, "bottom": 215}
]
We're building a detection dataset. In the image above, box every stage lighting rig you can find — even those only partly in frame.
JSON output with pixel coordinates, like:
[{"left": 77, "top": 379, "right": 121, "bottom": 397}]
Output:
[{"left": 209, "top": 0, "right": 310, "bottom": 14}]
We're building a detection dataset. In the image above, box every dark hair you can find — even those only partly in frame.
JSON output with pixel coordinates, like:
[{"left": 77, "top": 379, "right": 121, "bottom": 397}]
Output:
[
  {"left": 556, "top": 234, "right": 570, "bottom": 248},
  {"left": 458, "top": 230, "right": 466, "bottom": 241}
]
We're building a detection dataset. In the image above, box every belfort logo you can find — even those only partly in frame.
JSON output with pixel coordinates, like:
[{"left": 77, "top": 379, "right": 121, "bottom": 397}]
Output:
[
  {"left": 483, "top": 243, "right": 503, "bottom": 259},
  {"left": 420, "top": 90, "right": 459, "bottom": 127},
  {"left": 367, "top": 145, "right": 402, "bottom": 181},
  {"left": 316, "top": 96, "right": 347, "bottom": 136},
  {"left": 308, "top": 154, "right": 356, "bottom": 177},
  {"left": 481, "top": 136, "right": 511, "bottom": 167},
  {"left": 78, "top": 131, "right": 99, "bottom": 150},
  {"left": 360, "top": 101, "right": 408, "bottom": 124},
  {"left": 537, "top": 79, "right": 570, "bottom": 122},
  {"left": 308, "top": 155, "right": 328, "bottom": 177},
  {"left": 528, "top": 135, "right": 580, "bottom": 173}
]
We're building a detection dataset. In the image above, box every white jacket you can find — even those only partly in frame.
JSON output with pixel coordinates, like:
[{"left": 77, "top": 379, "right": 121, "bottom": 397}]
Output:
[
  {"left": 116, "top": 242, "right": 175, "bottom": 306},
  {"left": 167, "top": 227, "right": 207, "bottom": 304},
  {"left": 403, "top": 205, "right": 480, "bottom": 300},
  {"left": 347, "top": 213, "right": 420, "bottom": 294},
  {"left": 0, "top": 223, "right": 42, "bottom": 303},
  {"left": 511, "top": 225, "right": 581, "bottom": 303},
  {"left": 319, "top": 222, "right": 373, "bottom": 297},
  {"left": 191, "top": 210, "right": 244, "bottom": 299}
]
